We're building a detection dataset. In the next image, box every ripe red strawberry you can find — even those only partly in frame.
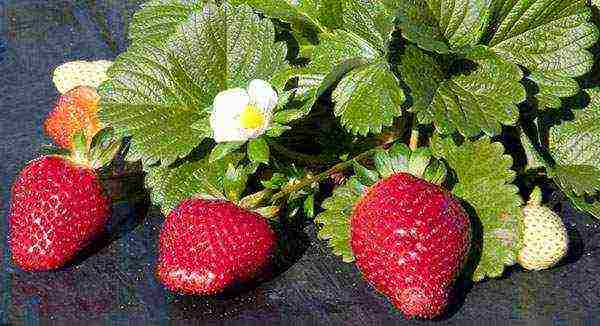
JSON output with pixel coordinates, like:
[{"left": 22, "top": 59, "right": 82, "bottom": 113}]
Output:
[
  {"left": 157, "top": 199, "right": 277, "bottom": 295},
  {"left": 44, "top": 86, "right": 102, "bottom": 149},
  {"left": 351, "top": 173, "right": 471, "bottom": 319},
  {"left": 9, "top": 156, "right": 110, "bottom": 271}
]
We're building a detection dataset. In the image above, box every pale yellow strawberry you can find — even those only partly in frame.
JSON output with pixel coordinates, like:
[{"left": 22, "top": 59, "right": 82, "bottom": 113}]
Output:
[
  {"left": 517, "top": 188, "right": 568, "bottom": 271},
  {"left": 53, "top": 60, "right": 112, "bottom": 94}
]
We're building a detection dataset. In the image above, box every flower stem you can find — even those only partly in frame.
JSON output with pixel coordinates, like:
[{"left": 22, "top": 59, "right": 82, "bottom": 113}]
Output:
[{"left": 271, "top": 146, "right": 385, "bottom": 202}]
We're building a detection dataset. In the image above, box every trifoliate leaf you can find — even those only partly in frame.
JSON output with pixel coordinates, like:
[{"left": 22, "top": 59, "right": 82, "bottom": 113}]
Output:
[
  {"left": 549, "top": 88, "right": 600, "bottom": 169},
  {"left": 100, "top": 3, "right": 288, "bottom": 167},
  {"left": 332, "top": 61, "right": 405, "bottom": 136},
  {"left": 290, "top": 2, "right": 401, "bottom": 136},
  {"left": 128, "top": 0, "right": 206, "bottom": 45},
  {"left": 396, "top": 0, "right": 491, "bottom": 54},
  {"left": 488, "top": 0, "right": 598, "bottom": 105},
  {"left": 432, "top": 136, "right": 523, "bottom": 282},
  {"left": 401, "top": 45, "right": 525, "bottom": 137},
  {"left": 550, "top": 165, "right": 600, "bottom": 197},
  {"left": 145, "top": 154, "right": 245, "bottom": 214},
  {"left": 247, "top": 137, "right": 270, "bottom": 164},
  {"left": 315, "top": 177, "right": 368, "bottom": 262}
]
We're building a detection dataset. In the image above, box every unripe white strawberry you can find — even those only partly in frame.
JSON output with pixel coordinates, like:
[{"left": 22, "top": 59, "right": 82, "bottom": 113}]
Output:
[{"left": 517, "top": 188, "right": 568, "bottom": 271}]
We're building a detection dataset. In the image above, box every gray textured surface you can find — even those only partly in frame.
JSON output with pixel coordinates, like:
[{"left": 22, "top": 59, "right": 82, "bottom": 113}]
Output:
[{"left": 1, "top": 1, "right": 600, "bottom": 324}]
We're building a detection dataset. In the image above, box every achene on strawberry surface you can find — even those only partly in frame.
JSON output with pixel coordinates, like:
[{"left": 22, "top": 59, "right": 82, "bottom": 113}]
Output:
[
  {"left": 157, "top": 199, "right": 277, "bottom": 295},
  {"left": 351, "top": 172, "right": 471, "bottom": 319},
  {"left": 9, "top": 156, "right": 110, "bottom": 271}
]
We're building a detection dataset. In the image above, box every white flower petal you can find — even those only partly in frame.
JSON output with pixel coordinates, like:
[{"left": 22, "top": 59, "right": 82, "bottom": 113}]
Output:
[
  {"left": 247, "top": 79, "right": 278, "bottom": 111},
  {"left": 210, "top": 88, "right": 249, "bottom": 143}
]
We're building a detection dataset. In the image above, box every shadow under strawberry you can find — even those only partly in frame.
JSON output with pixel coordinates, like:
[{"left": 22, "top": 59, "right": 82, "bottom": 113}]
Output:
[
  {"left": 63, "top": 196, "right": 150, "bottom": 269},
  {"left": 62, "top": 172, "right": 150, "bottom": 269},
  {"left": 434, "top": 200, "right": 483, "bottom": 321}
]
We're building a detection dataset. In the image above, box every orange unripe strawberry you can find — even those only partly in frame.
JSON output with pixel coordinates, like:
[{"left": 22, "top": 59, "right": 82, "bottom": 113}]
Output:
[{"left": 44, "top": 86, "right": 102, "bottom": 149}]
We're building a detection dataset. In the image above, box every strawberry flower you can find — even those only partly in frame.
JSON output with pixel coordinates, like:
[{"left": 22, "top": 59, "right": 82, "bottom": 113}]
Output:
[{"left": 210, "top": 79, "right": 278, "bottom": 143}]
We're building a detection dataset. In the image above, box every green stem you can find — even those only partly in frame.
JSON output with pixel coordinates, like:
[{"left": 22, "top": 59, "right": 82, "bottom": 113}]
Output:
[{"left": 271, "top": 146, "right": 385, "bottom": 202}]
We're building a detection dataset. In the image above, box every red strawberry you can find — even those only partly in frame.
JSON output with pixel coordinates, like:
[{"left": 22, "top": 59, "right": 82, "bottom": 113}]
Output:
[
  {"left": 44, "top": 86, "right": 102, "bottom": 149},
  {"left": 157, "top": 199, "right": 276, "bottom": 295},
  {"left": 9, "top": 156, "right": 110, "bottom": 271},
  {"left": 351, "top": 173, "right": 471, "bottom": 319}
]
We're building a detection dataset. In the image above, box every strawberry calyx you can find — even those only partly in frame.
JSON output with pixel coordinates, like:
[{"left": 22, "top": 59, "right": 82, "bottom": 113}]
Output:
[{"left": 48, "top": 128, "right": 121, "bottom": 171}]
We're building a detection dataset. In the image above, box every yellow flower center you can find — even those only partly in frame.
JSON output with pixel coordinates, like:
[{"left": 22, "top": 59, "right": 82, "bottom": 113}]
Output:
[{"left": 240, "top": 105, "right": 265, "bottom": 129}]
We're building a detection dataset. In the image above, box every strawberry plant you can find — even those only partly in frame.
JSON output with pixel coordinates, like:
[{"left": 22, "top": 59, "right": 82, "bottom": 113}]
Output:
[{"left": 10, "top": 0, "right": 600, "bottom": 320}]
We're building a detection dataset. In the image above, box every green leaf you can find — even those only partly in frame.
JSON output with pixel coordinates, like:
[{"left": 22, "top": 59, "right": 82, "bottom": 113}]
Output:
[
  {"left": 273, "top": 109, "right": 309, "bottom": 124},
  {"left": 432, "top": 136, "right": 523, "bottom": 282},
  {"left": 247, "top": 137, "right": 270, "bottom": 164},
  {"left": 565, "top": 192, "right": 600, "bottom": 219},
  {"left": 396, "top": 0, "right": 491, "bottom": 53},
  {"left": 145, "top": 154, "right": 246, "bottom": 214},
  {"left": 332, "top": 62, "right": 405, "bottom": 135},
  {"left": 398, "top": 44, "right": 445, "bottom": 115},
  {"left": 100, "top": 3, "right": 288, "bottom": 167},
  {"left": 146, "top": 161, "right": 224, "bottom": 215},
  {"left": 315, "top": 177, "right": 368, "bottom": 262},
  {"left": 488, "top": 0, "right": 598, "bottom": 104},
  {"left": 305, "top": 30, "right": 377, "bottom": 75},
  {"left": 519, "top": 129, "right": 547, "bottom": 170},
  {"left": 128, "top": 0, "right": 205, "bottom": 45},
  {"left": 340, "top": 0, "right": 395, "bottom": 54},
  {"left": 405, "top": 46, "right": 525, "bottom": 137},
  {"left": 527, "top": 71, "right": 579, "bottom": 109},
  {"left": 549, "top": 88, "right": 600, "bottom": 169},
  {"left": 291, "top": 2, "right": 398, "bottom": 136},
  {"left": 550, "top": 165, "right": 600, "bottom": 197},
  {"left": 230, "top": 0, "right": 334, "bottom": 33},
  {"left": 210, "top": 141, "right": 244, "bottom": 163}
]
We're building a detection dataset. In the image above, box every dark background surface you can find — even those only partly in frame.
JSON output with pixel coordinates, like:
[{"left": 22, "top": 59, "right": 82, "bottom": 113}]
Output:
[{"left": 1, "top": 1, "right": 599, "bottom": 324}]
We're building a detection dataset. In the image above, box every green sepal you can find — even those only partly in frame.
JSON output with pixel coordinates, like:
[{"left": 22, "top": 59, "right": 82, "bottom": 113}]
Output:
[
  {"left": 247, "top": 137, "right": 270, "bottom": 164},
  {"left": 89, "top": 128, "right": 123, "bottom": 169},
  {"left": 315, "top": 177, "right": 368, "bottom": 262},
  {"left": 70, "top": 130, "right": 90, "bottom": 166}
]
